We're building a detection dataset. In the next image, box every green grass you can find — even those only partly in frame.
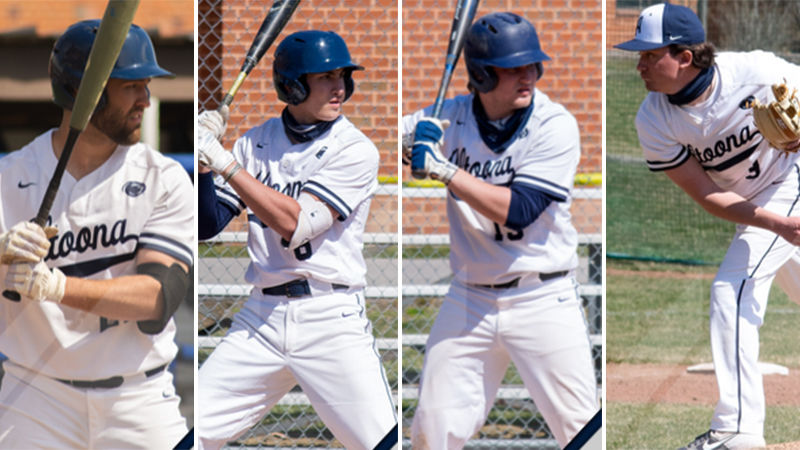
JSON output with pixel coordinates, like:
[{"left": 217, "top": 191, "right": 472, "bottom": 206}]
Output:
[
  {"left": 608, "top": 259, "right": 800, "bottom": 367},
  {"left": 608, "top": 403, "right": 800, "bottom": 449},
  {"left": 606, "top": 55, "right": 648, "bottom": 156}
]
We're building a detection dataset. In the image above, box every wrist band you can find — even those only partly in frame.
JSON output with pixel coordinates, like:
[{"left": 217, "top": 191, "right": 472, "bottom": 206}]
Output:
[{"left": 222, "top": 162, "right": 242, "bottom": 183}]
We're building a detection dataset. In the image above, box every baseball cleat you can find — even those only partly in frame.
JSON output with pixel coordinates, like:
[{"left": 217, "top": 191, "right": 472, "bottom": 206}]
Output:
[{"left": 679, "top": 429, "right": 766, "bottom": 450}]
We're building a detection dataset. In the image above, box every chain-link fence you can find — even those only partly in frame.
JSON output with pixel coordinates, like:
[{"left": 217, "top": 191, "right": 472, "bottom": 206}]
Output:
[
  {"left": 198, "top": 1, "right": 398, "bottom": 448},
  {"left": 402, "top": 1, "right": 602, "bottom": 447}
]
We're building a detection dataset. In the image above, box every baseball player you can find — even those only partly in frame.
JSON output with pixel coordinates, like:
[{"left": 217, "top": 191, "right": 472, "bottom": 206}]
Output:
[
  {"left": 0, "top": 20, "right": 193, "bottom": 449},
  {"left": 614, "top": 3, "right": 800, "bottom": 449},
  {"left": 195, "top": 30, "right": 397, "bottom": 450},
  {"left": 404, "top": 12, "right": 598, "bottom": 449}
]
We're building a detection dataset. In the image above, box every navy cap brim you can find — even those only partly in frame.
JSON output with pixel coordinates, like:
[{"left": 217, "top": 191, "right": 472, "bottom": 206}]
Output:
[{"left": 613, "top": 39, "right": 669, "bottom": 51}]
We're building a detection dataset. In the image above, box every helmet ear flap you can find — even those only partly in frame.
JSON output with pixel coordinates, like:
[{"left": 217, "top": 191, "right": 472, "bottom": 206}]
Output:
[
  {"left": 343, "top": 69, "right": 355, "bottom": 102},
  {"left": 276, "top": 74, "right": 308, "bottom": 105},
  {"left": 466, "top": 61, "right": 497, "bottom": 93}
]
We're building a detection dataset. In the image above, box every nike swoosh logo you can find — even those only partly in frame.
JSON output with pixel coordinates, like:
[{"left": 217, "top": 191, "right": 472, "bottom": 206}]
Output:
[
  {"left": 17, "top": 181, "right": 35, "bottom": 188},
  {"left": 256, "top": 143, "right": 264, "bottom": 148},
  {"left": 456, "top": 120, "right": 465, "bottom": 125},
  {"left": 341, "top": 312, "right": 357, "bottom": 318},
  {"left": 669, "top": 35, "right": 683, "bottom": 41},
  {"left": 702, "top": 435, "right": 735, "bottom": 450}
]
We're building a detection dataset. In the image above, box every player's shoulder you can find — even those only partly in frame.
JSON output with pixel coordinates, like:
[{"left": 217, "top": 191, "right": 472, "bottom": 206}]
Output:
[
  {"left": 716, "top": 50, "right": 792, "bottom": 85},
  {"left": 123, "top": 143, "right": 189, "bottom": 178},
  {"left": 329, "top": 116, "right": 379, "bottom": 163},
  {"left": 240, "top": 117, "right": 281, "bottom": 142},
  {"left": 0, "top": 130, "right": 53, "bottom": 171},
  {"left": 531, "top": 89, "right": 578, "bottom": 130}
]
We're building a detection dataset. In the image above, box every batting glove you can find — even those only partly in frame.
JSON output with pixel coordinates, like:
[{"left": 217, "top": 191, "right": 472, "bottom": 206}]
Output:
[
  {"left": 411, "top": 117, "right": 458, "bottom": 184},
  {"left": 5, "top": 261, "right": 66, "bottom": 303},
  {"left": 0, "top": 222, "right": 52, "bottom": 264},
  {"left": 198, "top": 127, "right": 241, "bottom": 182},
  {"left": 198, "top": 105, "right": 229, "bottom": 140}
]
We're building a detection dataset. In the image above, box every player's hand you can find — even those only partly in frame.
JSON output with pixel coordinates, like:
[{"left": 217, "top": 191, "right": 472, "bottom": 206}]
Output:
[
  {"left": 5, "top": 261, "right": 65, "bottom": 303},
  {"left": 0, "top": 222, "right": 52, "bottom": 264},
  {"left": 780, "top": 216, "right": 800, "bottom": 246},
  {"left": 401, "top": 133, "right": 413, "bottom": 166},
  {"left": 411, "top": 117, "right": 457, "bottom": 184},
  {"left": 198, "top": 105, "right": 229, "bottom": 140},
  {"left": 198, "top": 127, "right": 236, "bottom": 175}
]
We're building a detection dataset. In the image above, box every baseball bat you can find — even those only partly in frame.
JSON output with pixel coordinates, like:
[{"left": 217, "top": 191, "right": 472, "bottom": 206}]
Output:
[
  {"left": 3, "top": 0, "right": 140, "bottom": 302},
  {"left": 412, "top": 0, "right": 480, "bottom": 179},
  {"left": 219, "top": 0, "right": 301, "bottom": 108}
]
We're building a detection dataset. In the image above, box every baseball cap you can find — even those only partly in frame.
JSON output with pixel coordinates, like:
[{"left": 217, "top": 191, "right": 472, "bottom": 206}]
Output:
[{"left": 614, "top": 3, "right": 705, "bottom": 51}]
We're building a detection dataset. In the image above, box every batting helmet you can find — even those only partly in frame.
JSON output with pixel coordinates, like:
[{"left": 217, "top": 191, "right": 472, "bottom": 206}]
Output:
[
  {"left": 273, "top": 30, "right": 364, "bottom": 105},
  {"left": 464, "top": 12, "right": 550, "bottom": 93},
  {"left": 49, "top": 19, "right": 174, "bottom": 110}
]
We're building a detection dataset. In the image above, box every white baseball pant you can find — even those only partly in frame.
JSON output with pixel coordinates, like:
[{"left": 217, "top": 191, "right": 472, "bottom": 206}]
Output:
[
  {"left": 197, "top": 289, "right": 396, "bottom": 450},
  {"left": 709, "top": 167, "right": 800, "bottom": 436},
  {"left": 411, "top": 275, "right": 598, "bottom": 449},
  {"left": 0, "top": 361, "right": 186, "bottom": 449}
]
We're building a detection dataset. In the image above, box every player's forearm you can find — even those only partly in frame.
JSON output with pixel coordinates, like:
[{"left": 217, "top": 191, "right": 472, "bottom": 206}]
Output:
[
  {"left": 60, "top": 275, "right": 163, "bottom": 321},
  {"left": 447, "top": 169, "right": 512, "bottom": 224},
  {"left": 699, "top": 190, "right": 793, "bottom": 235},
  {"left": 227, "top": 169, "right": 300, "bottom": 240}
]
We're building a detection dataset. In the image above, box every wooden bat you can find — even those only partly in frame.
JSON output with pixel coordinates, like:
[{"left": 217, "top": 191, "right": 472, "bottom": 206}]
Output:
[
  {"left": 4, "top": 0, "right": 140, "bottom": 301},
  {"left": 412, "top": 0, "right": 480, "bottom": 179},
  {"left": 219, "top": 0, "right": 302, "bottom": 108}
]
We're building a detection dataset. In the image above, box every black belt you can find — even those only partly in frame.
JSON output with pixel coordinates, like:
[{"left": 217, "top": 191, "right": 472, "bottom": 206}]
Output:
[
  {"left": 261, "top": 279, "right": 349, "bottom": 298},
  {"left": 474, "top": 271, "right": 568, "bottom": 289},
  {"left": 56, "top": 364, "right": 167, "bottom": 389}
]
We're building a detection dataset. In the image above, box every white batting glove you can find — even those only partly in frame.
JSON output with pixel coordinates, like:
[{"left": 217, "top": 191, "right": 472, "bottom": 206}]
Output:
[
  {"left": 198, "top": 105, "right": 229, "bottom": 140},
  {"left": 198, "top": 126, "right": 240, "bottom": 181},
  {"left": 5, "top": 261, "right": 66, "bottom": 303},
  {"left": 410, "top": 117, "right": 458, "bottom": 184},
  {"left": 0, "top": 222, "right": 52, "bottom": 264}
]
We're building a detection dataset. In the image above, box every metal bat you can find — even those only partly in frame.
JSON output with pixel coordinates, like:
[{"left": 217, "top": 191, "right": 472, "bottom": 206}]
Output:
[
  {"left": 412, "top": 0, "right": 479, "bottom": 179},
  {"left": 4, "top": 0, "right": 140, "bottom": 302},
  {"left": 219, "top": 0, "right": 302, "bottom": 108}
]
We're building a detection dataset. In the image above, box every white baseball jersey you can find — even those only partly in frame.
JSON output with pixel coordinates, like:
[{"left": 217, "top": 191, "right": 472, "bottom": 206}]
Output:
[
  {"left": 213, "top": 115, "right": 378, "bottom": 288},
  {"left": 0, "top": 129, "right": 194, "bottom": 380},
  {"left": 638, "top": 51, "right": 800, "bottom": 194},
  {"left": 403, "top": 91, "right": 580, "bottom": 285}
]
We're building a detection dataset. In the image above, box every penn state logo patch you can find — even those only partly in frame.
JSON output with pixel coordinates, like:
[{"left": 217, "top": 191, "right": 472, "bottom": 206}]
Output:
[{"left": 123, "top": 181, "right": 146, "bottom": 197}]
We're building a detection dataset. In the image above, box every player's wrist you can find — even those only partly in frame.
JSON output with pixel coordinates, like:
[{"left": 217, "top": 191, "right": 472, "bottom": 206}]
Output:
[{"left": 221, "top": 161, "right": 242, "bottom": 183}]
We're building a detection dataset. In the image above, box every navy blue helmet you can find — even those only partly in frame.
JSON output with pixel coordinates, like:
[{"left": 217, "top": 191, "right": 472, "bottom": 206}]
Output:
[
  {"left": 49, "top": 19, "right": 174, "bottom": 110},
  {"left": 464, "top": 12, "right": 550, "bottom": 93},
  {"left": 273, "top": 30, "right": 364, "bottom": 105}
]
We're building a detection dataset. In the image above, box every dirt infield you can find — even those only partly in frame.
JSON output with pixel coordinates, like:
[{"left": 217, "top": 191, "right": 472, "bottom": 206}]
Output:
[
  {"left": 608, "top": 363, "right": 800, "bottom": 449},
  {"left": 607, "top": 363, "right": 800, "bottom": 406}
]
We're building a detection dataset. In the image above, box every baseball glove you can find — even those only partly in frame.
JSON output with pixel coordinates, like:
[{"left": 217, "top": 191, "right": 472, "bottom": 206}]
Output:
[{"left": 748, "top": 82, "right": 800, "bottom": 154}]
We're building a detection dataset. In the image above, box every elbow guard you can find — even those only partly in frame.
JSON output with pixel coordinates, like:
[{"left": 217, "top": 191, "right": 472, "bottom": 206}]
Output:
[
  {"left": 287, "top": 193, "right": 334, "bottom": 250},
  {"left": 136, "top": 263, "right": 191, "bottom": 335}
]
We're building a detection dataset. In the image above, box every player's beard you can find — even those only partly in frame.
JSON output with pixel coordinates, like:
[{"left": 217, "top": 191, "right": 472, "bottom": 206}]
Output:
[{"left": 91, "top": 105, "right": 143, "bottom": 146}]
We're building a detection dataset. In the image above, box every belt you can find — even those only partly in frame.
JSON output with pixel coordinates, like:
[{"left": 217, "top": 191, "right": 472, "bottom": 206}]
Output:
[
  {"left": 261, "top": 279, "right": 349, "bottom": 298},
  {"left": 474, "top": 270, "right": 569, "bottom": 289},
  {"left": 56, "top": 364, "right": 167, "bottom": 389}
]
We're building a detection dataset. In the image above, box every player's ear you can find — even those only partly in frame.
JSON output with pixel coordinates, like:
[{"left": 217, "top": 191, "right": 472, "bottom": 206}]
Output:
[{"left": 677, "top": 49, "right": 693, "bottom": 69}]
